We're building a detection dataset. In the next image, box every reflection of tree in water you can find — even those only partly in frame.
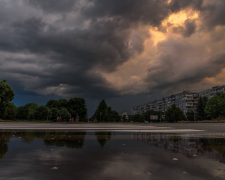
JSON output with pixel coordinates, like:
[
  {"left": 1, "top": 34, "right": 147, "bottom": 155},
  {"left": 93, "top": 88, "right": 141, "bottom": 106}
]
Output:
[
  {"left": 9, "top": 131, "right": 86, "bottom": 149},
  {"left": 199, "top": 138, "right": 213, "bottom": 153},
  {"left": 95, "top": 132, "right": 112, "bottom": 148},
  {"left": 208, "top": 139, "right": 225, "bottom": 156},
  {"left": 0, "top": 132, "right": 11, "bottom": 161},
  {"left": 44, "top": 132, "right": 86, "bottom": 149},
  {"left": 168, "top": 135, "right": 182, "bottom": 144}
]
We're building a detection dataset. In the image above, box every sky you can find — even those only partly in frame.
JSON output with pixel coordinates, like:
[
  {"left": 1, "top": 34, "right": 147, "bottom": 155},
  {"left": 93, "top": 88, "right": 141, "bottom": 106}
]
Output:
[{"left": 1, "top": 0, "right": 225, "bottom": 116}]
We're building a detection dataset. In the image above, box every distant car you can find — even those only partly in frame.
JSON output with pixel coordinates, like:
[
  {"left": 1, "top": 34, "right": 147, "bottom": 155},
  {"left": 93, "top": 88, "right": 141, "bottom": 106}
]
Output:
[{"left": 144, "top": 121, "right": 149, "bottom": 123}]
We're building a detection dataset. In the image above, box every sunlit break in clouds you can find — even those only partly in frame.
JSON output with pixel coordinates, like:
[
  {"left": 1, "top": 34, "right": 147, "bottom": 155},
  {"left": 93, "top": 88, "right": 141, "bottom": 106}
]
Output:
[{"left": 1, "top": 0, "right": 225, "bottom": 115}]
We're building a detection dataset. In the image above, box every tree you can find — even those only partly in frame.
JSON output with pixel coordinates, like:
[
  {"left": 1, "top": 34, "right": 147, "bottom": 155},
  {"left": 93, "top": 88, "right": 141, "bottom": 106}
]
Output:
[
  {"left": 50, "top": 107, "right": 60, "bottom": 121},
  {"left": 94, "top": 100, "right": 108, "bottom": 122},
  {"left": 186, "top": 110, "right": 194, "bottom": 121},
  {"left": 0, "top": 80, "right": 15, "bottom": 118},
  {"left": 33, "top": 105, "right": 49, "bottom": 121},
  {"left": 122, "top": 114, "right": 127, "bottom": 121},
  {"left": 57, "top": 99, "right": 68, "bottom": 109},
  {"left": 196, "top": 96, "right": 208, "bottom": 120},
  {"left": 58, "top": 107, "right": 70, "bottom": 122},
  {"left": 165, "top": 104, "right": 186, "bottom": 122},
  {"left": 16, "top": 103, "right": 38, "bottom": 120},
  {"left": 16, "top": 106, "right": 29, "bottom": 120},
  {"left": 133, "top": 114, "right": 141, "bottom": 122},
  {"left": 128, "top": 115, "right": 134, "bottom": 122},
  {"left": 218, "top": 92, "right": 225, "bottom": 117},
  {"left": 205, "top": 95, "right": 221, "bottom": 118},
  {"left": 25, "top": 103, "right": 38, "bottom": 120},
  {"left": 91, "top": 101, "right": 121, "bottom": 122},
  {"left": 67, "top": 97, "right": 87, "bottom": 120},
  {"left": 107, "top": 110, "right": 120, "bottom": 122},
  {"left": 2, "top": 102, "right": 17, "bottom": 120},
  {"left": 46, "top": 100, "right": 58, "bottom": 108}
]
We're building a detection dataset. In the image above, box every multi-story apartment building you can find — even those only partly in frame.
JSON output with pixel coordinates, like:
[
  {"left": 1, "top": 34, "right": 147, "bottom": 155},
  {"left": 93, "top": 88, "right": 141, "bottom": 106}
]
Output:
[
  {"left": 131, "top": 85, "right": 225, "bottom": 116},
  {"left": 198, "top": 85, "right": 225, "bottom": 98},
  {"left": 175, "top": 91, "right": 199, "bottom": 114}
]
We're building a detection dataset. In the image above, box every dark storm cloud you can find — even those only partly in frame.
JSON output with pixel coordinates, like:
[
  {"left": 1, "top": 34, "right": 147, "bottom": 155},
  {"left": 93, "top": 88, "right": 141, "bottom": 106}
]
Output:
[
  {"left": 25, "top": 0, "right": 77, "bottom": 13},
  {"left": 1, "top": 17, "right": 134, "bottom": 71},
  {"left": 169, "top": 0, "right": 204, "bottom": 12},
  {"left": 1, "top": 0, "right": 225, "bottom": 113},
  {"left": 199, "top": 1, "right": 225, "bottom": 30},
  {"left": 173, "top": 19, "right": 196, "bottom": 37},
  {"left": 1, "top": 0, "right": 162, "bottom": 100},
  {"left": 145, "top": 36, "right": 225, "bottom": 94},
  {"left": 82, "top": 0, "right": 171, "bottom": 27}
]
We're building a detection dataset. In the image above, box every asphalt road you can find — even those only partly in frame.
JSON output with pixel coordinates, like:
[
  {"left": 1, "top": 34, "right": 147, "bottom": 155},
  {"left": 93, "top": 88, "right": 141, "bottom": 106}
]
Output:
[{"left": 0, "top": 122, "right": 225, "bottom": 134}]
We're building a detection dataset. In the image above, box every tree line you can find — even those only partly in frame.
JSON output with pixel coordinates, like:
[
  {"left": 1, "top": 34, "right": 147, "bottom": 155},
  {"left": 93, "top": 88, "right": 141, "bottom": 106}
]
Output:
[
  {"left": 90, "top": 100, "right": 121, "bottom": 122},
  {"left": 0, "top": 80, "right": 88, "bottom": 121},
  {"left": 1, "top": 79, "right": 225, "bottom": 122}
]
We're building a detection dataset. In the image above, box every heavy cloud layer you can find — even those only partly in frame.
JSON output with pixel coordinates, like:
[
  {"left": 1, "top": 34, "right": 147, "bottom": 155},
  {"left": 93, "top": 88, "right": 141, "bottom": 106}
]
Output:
[{"left": 1, "top": 0, "right": 225, "bottom": 113}]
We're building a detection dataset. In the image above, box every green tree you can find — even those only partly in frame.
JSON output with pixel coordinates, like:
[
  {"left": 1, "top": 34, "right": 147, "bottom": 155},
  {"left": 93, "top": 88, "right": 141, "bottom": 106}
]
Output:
[
  {"left": 186, "top": 110, "right": 194, "bottom": 121},
  {"left": 107, "top": 110, "right": 120, "bottom": 122},
  {"left": 2, "top": 102, "right": 17, "bottom": 120},
  {"left": 128, "top": 115, "right": 134, "bottom": 122},
  {"left": 16, "top": 103, "right": 38, "bottom": 120},
  {"left": 0, "top": 80, "right": 15, "bottom": 118},
  {"left": 67, "top": 97, "right": 87, "bottom": 120},
  {"left": 196, "top": 96, "right": 208, "bottom": 120},
  {"left": 133, "top": 114, "right": 141, "bottom": 122},
  {"left": 205, "top": 95, "right": 221, "bottom": 118},
  {"left": 94, "top": 100, "right": 108, "bottom": 122},
  {"left": 33, "top": 105, "right": 49, "bottom": 121},
  {"left": 122, "top": 114, "right": 127, "bottom": 121},
  {"left": 25, "top": 103, "right": 38, "bottom": 120},
  {"left": 16, "top": 106, "right": 29, "bottom": 120},
  {"left": 46, "top": 100, "right": 58, "bottom": 108},
  {"left": 165, "top": 104, "right": 186, "bottom": 122},
  {"left": 58, "top": 107, "right": 70, "bottom": 122},
  {"left": 57, "top": 99, "right": 68, "bottom": 109},
  {"left": 218, "top": 92, "right": 225, "bottom": 117},
  {"left": 50, "top": 107, "right": 60, "bottom": 121}
]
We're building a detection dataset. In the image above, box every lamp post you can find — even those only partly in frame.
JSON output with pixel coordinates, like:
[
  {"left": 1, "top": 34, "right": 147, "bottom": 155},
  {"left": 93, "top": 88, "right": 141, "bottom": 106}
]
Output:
[{"left": 100, "top": 112, "right": 102, "bottom": 122}]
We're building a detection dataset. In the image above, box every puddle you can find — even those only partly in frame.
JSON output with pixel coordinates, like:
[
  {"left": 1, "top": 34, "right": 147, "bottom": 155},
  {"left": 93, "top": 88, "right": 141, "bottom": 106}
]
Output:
[{"left": 0, "top": 131, "right": 225, "bottom": 179}]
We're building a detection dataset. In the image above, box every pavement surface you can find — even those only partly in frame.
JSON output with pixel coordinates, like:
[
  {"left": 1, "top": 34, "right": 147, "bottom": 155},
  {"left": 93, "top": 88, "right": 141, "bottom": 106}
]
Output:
[{"left": 0, "top": 122, "right": 225, "bottom": 134}]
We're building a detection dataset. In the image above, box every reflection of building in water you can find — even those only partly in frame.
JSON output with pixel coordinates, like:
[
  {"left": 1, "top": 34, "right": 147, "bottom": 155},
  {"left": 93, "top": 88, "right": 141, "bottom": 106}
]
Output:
[{"left": 132, "top": 133, "right": 225, "bottom": 164}]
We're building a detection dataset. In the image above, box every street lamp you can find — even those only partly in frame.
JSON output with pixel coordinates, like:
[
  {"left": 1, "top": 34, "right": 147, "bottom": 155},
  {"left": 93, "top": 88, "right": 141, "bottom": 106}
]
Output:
[{"left": 100, "top": 112, "right": 102, "bottom": 122}]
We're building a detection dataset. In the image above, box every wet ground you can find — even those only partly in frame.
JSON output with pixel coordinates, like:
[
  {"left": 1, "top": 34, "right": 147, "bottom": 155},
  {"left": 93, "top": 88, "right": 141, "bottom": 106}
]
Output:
[
  {"left": 0, "top": 123, "right": 225, "bottom": 179},
  {"left": 0, "top": 129, "right": 225, "bottom": 179},
  {"left": 1, "top": 122, "right": 225, "bottom": 132}
]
